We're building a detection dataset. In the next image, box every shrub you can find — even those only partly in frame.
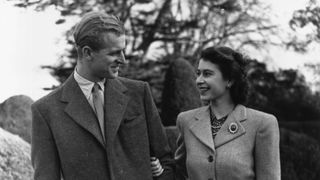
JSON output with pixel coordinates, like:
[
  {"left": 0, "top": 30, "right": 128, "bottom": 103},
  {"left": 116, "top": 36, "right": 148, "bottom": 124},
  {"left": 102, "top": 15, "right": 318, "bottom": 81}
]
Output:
[{"left": 161, "top": 58, "right": 202, "bottom": 126}]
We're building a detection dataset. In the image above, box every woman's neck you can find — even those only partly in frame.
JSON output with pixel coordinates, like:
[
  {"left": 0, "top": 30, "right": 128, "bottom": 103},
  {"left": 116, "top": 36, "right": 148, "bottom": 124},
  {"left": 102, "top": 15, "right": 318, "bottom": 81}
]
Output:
[{"left": 210, "top": 98, "right": 235, "bottom": 119}]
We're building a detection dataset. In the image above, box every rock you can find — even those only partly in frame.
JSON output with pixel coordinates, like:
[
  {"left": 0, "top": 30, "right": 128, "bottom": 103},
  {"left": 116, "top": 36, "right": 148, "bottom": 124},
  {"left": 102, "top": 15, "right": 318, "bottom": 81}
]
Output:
[
  {"left": 0, "top": 127, "right": 33, "bottom": 180},
  {"left": 0, "top": 95, "right": 33, "bottom": 143}
]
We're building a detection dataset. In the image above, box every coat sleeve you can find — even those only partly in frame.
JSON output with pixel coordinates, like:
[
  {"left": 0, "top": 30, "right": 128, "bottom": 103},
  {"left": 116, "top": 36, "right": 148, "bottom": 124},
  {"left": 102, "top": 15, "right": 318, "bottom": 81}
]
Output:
[
  {"left": 254, "top": 115, "right": 281, "bottom": 180},
  {"left": 31, "top": 103, "right": 61, "bottom": 180},
  {"left": 143, "top": 82, "right": 174, "bottom": 180},
  {"left": 174, "top": 113, "right": 188, "bottom": 180}
]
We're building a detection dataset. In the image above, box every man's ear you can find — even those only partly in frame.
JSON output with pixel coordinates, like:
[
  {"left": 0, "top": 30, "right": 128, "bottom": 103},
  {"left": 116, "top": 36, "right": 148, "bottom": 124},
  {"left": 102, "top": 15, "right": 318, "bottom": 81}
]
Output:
[{"left": 82, "top": 46, "right": 93, "bottom": 60}]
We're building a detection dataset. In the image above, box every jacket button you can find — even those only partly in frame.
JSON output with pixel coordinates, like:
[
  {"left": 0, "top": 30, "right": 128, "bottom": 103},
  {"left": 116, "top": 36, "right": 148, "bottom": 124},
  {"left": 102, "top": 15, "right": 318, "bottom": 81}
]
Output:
[{"left": 208, "top": 155, "right": 214, "bottom": 162}]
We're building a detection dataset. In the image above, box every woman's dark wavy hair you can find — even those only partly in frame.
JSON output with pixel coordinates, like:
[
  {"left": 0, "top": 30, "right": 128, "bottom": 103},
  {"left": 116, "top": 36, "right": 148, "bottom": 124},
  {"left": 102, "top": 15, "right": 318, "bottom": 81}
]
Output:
[{"left": 200, "top": 46, "right": 249, "bottom": 105}]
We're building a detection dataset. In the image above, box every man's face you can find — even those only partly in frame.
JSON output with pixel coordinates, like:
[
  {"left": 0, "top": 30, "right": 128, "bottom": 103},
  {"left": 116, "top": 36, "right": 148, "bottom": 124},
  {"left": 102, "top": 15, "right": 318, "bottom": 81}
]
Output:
[{"left": 89, "top": 32, "right": 126, "bottom": 80}]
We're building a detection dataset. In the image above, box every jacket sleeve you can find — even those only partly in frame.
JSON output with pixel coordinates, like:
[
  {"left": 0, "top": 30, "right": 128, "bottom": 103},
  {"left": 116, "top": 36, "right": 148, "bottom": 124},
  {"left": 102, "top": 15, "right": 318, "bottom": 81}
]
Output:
[
  {"left": 143, "top": 82, "right": 174, "bottom": 180},
  {"left": 174, "top": 113, "right": 188, "bottom": 180},
  {"left": 254, "top": 115, "right": 281, "bottom": 180},
  {"left": 31, "top": 103, "right": 61, "bottom": 180}
]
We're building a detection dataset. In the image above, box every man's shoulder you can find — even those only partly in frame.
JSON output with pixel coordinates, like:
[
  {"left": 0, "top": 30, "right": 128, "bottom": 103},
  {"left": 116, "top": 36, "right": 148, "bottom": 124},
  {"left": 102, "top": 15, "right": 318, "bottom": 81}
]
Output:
[{"left": 32, "top": 85, "right": 63, "bottom": 108}]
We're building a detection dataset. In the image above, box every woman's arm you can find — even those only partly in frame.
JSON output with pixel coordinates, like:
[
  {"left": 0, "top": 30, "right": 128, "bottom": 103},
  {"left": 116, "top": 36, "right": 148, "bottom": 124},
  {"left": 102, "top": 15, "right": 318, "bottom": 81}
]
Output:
[
  {"left": 255, "top": 115, "right": 281, "bottom": 180},
  {"left": 174, "top": 114, "right": 188, "bottom": 180}
]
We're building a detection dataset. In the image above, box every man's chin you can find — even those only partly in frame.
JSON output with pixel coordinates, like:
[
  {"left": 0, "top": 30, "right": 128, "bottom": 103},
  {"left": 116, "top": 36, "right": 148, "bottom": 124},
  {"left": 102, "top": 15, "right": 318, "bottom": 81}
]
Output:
[{"left": 105, "top": 72, "right": 118, "bottom": 79}]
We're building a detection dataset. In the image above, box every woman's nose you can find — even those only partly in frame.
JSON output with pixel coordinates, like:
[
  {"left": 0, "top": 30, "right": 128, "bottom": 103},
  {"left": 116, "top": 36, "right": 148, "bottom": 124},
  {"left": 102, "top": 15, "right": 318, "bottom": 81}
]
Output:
[{"left": 196, "top": 75, "right": 204, "bottom": 84}]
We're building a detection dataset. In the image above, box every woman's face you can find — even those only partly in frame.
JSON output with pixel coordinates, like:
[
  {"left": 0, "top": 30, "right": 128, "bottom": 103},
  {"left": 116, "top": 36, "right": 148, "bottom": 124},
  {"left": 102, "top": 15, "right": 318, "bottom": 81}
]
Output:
[{"left": 196, "top": 59, "right": 230, "bottom": 102}]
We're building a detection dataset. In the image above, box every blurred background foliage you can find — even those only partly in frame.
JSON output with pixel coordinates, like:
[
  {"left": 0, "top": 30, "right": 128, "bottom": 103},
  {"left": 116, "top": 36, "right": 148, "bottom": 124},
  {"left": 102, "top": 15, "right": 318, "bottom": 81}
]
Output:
[
  {"left": 7, "top": 0, "right": 320, "bottom": 179},
  {"left": 9, "top": 0, "right": 319, "bottom": 121}
]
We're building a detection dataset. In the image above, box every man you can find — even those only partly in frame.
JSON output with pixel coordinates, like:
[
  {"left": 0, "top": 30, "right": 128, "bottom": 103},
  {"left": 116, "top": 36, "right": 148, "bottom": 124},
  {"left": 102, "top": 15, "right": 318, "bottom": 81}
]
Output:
[{"left": 31, "top": 12, "right": 173, "bottom": 180}]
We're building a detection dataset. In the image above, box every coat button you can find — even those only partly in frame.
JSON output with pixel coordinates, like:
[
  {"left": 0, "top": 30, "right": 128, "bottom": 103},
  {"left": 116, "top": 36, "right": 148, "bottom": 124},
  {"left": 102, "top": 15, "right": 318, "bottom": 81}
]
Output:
[{"left": 208, "top": 155, "right": 214, "bottom": 162}]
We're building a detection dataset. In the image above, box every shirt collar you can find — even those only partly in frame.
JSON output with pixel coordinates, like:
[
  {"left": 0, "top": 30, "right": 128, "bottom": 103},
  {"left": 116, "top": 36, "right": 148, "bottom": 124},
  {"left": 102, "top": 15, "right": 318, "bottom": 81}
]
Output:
[{"left": 74, "top": 70, "right": 105, "bottom": 99}]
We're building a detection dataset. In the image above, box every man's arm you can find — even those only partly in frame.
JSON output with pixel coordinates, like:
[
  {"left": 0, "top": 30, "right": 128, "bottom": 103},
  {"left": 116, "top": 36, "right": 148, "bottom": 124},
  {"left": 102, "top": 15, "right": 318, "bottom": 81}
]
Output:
[
  {"left": 31, "top": 104, "right": 61, "bottom": 180},
  {"left": 143, "top": 82, "right": 174, "bottom": 180}
]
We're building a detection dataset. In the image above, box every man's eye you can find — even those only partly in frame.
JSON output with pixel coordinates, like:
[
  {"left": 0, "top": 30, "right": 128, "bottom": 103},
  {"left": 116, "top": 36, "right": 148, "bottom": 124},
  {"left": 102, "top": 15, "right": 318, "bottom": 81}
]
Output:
[
  {"left": 107, "top": 52, "right": 119, "bottom": 56},
  {"left": 196, "top": 71, "right": 201, "bottom": 76}
]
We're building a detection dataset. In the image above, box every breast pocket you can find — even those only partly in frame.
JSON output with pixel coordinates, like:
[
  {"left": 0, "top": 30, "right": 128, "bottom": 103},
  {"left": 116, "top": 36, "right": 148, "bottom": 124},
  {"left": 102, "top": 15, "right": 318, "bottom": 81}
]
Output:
[{"left": 123, "top": 114, "right": 143, "bottom": 128}]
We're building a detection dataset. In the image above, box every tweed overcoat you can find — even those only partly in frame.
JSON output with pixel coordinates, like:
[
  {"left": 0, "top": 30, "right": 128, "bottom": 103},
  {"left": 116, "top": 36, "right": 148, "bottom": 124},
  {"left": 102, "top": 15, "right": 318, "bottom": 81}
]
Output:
[
  {"left": 175, "top": 104, "right": 280, "bottom": 180},
  {"left": 31, "top": 74, "right": 174, "bottom": 180}
]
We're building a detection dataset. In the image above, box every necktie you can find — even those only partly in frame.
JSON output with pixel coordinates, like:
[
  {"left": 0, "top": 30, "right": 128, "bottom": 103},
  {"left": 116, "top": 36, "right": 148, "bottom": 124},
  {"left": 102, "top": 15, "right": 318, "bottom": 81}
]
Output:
[{"left": 92, "top": 83, "right": 105, "bottom": 142}]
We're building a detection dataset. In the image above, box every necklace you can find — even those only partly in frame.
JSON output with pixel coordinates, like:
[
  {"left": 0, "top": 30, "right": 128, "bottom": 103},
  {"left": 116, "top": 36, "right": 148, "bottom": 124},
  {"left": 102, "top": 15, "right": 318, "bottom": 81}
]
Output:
[{"left": 209, "top": 107, "right": 228, "bottom": 139}]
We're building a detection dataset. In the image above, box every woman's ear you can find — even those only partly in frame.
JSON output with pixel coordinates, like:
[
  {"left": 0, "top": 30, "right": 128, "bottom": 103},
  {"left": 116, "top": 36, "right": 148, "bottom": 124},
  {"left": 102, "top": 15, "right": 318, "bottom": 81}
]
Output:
[
  {"left": 82, "top": 46, "right": 93, "bottom": 60},
  {"left": 227, "top": 80, "right": 234, "bottom": 88}
]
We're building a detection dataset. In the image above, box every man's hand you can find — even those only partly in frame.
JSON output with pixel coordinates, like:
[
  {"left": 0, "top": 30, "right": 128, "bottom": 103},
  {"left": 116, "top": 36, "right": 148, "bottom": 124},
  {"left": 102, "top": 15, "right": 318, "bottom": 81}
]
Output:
[{"left": 150, "top": 157, "right": 164, "bottom": 177}]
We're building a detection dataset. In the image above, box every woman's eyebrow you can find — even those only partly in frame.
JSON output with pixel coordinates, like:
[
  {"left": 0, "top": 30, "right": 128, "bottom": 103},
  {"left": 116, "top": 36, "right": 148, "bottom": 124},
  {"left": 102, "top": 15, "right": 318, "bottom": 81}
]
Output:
[{"left": 202, "top": 69, "right": 214, "bottom": 72}]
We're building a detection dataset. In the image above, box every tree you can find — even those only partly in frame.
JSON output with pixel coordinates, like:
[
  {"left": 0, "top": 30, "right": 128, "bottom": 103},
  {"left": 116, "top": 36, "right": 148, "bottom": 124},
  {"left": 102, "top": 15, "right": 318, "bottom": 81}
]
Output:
[
  {"left": 9, "top": 0, "right": 281, "bottom": 112},
  {"left": 9, "top": 0, "right": 279, "bottom": 81},
  {"left": 286, "top": 0, "right": 320, "bottom": 94},
  {"left": 288, "top": 0, "right": 320, "bottom": 52},
  {"left": 247, "top": 59, "right": 320, "bottom": 122},
  {"left": 304, "top": 62, "right": 320, "bottom": 92}
]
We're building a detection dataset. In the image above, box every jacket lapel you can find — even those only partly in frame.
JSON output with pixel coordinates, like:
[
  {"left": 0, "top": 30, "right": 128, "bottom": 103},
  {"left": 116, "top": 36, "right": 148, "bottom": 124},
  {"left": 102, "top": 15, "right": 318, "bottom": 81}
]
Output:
[
  {"left": 105, "top": 78, "right": 129, "bottom": 145},
  {"left": 214, "top": 104, "right": 247, "bottom": 148},
  {"left": 61, "top": 74, "right": 106, "bottom": 147},
  {"left": 190, "top": 106, "right": 215, "bottom": 152}
]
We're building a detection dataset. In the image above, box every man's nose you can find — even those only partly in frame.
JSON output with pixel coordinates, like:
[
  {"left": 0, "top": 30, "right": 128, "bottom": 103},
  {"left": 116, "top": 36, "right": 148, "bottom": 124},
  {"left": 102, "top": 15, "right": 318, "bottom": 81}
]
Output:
[{"left": 116, "top": 51, "right": 127, "bottom": 64}]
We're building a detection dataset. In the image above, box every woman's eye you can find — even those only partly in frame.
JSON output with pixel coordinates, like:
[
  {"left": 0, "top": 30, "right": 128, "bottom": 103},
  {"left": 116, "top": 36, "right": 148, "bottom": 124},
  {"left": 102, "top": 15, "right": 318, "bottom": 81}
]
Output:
[{"left": 203, "top": 72, "right": 211, "bottom": 77}]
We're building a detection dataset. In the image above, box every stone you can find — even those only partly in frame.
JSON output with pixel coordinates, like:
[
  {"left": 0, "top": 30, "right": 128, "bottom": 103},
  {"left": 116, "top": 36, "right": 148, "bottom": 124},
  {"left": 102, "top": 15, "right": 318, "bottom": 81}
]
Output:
[
  {"left": 0, "top": 127, "right": 33, "bottom": 180},
  {"left": 0, "top": 95, "right": 33, "bottom": 143}
]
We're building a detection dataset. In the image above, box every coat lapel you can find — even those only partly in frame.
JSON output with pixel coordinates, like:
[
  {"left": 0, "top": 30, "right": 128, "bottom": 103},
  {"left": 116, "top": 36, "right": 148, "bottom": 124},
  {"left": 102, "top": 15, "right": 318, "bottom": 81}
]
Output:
[
  {"left": 190, "top": 106, "right": 215, "bottom": 152},
  {"left": 61, "top": 74, "right": 106, "bottom": 147},
  {"left": 105, "top": 78, "right": 129, "bottom": 145},
  {"left": 214, "top": 104, "right": 247, "bottom": 148}
]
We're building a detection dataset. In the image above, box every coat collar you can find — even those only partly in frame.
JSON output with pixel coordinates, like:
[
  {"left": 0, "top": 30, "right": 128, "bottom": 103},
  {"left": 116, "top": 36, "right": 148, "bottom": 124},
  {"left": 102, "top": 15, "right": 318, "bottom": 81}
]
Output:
[
  {"left": 214, "top": 104, "right": 247, "bottom": 148},
  {"left": 190, "top": 104, "right": 247, "bottom": 151},
  {"left": 104, "top": 78, "right": 129, "bottom": 146},
  {"left": 190, "top": 106, "right": 215, "bottom": 151},
  {"left": 60, "top": 74, "right": 129, "bottom": 148}
]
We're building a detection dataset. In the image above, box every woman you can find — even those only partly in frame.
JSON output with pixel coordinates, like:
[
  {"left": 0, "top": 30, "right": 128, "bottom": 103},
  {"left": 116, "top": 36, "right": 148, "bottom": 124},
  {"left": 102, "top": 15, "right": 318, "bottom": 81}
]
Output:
[{"left": 175, "top": 46, "right": 280, "bottom": 180}]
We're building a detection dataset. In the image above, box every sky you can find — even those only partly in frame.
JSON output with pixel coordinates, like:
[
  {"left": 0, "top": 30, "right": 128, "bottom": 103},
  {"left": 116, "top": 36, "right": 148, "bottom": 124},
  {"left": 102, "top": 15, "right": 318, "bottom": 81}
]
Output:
[
  {"left": 0, "top": 0, "right": 319, "bottom": 103},
  {"left": 253, "top": 0, "right": 320, "bottom": 68},
  {"left": 0, "top": 1, "right": 75, "bottom": 102}
]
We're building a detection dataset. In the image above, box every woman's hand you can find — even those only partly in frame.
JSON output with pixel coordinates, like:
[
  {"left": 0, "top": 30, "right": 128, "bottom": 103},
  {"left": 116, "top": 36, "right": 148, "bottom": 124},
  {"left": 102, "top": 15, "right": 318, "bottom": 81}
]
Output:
[{"left": 150, "top": 157, "right": 164, "bottom": 177}]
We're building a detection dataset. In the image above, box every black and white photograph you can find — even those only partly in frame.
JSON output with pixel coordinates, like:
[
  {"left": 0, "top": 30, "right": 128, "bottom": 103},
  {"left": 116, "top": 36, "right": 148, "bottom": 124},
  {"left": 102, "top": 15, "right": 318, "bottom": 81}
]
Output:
[{"left": 0, "top": 0, "right": 320, "bottom": 179}]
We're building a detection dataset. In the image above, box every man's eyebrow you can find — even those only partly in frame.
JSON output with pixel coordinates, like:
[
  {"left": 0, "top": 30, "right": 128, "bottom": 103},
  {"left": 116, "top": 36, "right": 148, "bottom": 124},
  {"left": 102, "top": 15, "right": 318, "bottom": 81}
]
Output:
[{"left": 105, "top": 48, "right": 124, "bottom": 54}]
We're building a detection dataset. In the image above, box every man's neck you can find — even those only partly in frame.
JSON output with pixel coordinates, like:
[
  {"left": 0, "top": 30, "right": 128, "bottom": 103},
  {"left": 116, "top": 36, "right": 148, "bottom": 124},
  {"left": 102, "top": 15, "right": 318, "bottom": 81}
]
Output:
[{"left": 76, "top": 64, "right": 104, "bottom": 83}]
